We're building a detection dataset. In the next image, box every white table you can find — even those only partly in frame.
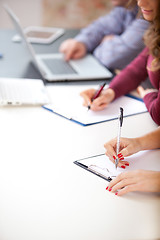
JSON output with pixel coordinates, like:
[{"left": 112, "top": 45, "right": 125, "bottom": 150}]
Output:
[{"left": 0, "top": 85, "right": 159, "bottom": 240}]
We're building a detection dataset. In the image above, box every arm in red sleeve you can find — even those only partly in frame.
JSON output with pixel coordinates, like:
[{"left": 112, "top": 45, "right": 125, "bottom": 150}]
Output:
[
  {"left": 109, "top": 48, "right": 149, "bottom": 99},
  {"left": 143, "top": 90, "right": 160, "bottom": 126}
]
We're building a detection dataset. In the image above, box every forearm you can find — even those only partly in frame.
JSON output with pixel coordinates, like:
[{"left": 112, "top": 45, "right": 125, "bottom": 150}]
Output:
[
  {"left": 109, "top": 48, "right": 148, "bottom": 99},
  {"left": 143, "top": 92, "right": 160, "bottom": 126},
  {"left": 93, "top": 37, "right": 145, "bottom": 70},
  {"left": 93, "top": 19, "right": 148, "bottom": 70},
  {"left": 75, "top": 7, "right": 129, "bottom": 52},
  {"left": 137, "top": 127, "right": 160, "bottom": 150}
]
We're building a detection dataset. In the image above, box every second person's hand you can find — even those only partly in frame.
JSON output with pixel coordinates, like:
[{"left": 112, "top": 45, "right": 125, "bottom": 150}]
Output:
[
  {"left": 104, "top": 137, "right": 142, "bottom": 168},
  {"left": 80, "top": 88, "right": 115, "bottom": 111},
  {"left": 59, "top": 39, "right": 87, "bottom": 61}
]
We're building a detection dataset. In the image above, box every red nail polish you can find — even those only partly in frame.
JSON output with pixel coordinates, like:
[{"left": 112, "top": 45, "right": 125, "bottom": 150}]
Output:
[
  {"left": 109, "top": 188, "right": 112, "bottom": 191},
  {"left": 121, "top": 165, "right": 126, "bottom": 169},
  {"left": 106, "top": 187, "right": 108, "bottom": 190},
  {"left": 125, "top": 163, "right": 129, "bottom": 166},
  {"left": 119, "top": 157, "right": 124, "bottom": 160},
  {"left": 115, "top": 192, "right": 118, "bottom": 196},
  {"left": 118, "top": 153, "right": 123, "bottom": 157},
  {"left": 113, "top": 156, "right": 116, "bottom": 160}
]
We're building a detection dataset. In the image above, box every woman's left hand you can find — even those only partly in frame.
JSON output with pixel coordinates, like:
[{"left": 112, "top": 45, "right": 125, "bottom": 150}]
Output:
[
  {"left": 106, "top": 170, "right": 160, "bottom": 196},
  {"left": 137, "top": 86, "right": 158, "bottom": 98}
]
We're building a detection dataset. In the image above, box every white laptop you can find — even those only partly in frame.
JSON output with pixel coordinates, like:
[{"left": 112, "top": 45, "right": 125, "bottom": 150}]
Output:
[
  {"left": 4, "top": 5, "right": 113, "bottom": 82},
  {"left": 0, "top": 78, "right": 50, "bottom": 106}
]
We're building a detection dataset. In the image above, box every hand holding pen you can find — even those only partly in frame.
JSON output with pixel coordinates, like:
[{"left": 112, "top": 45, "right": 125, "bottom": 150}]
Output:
[
  {"left": 80, "top": 83, "right": 115, "bottom": 111},
  {"left": 87, "top": 82, "right": 106, "bottom": 110}
]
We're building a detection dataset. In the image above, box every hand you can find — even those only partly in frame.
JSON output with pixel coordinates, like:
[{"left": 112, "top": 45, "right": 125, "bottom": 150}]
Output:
[
  {"left": 106, "top": 170, "right": 160, "bottom": 196},
  {"left": 59, "top": 39, "right": 87, "bottom": 61},
  {"left": 104, "top": 137, "right": 142, "bottom": 168},
  {"left": 80, "top": 88, "right": 115, "bottom": 111},
  {"left": 101, "top": 34, "right": 114, "bottom": 43},
  {"left": 137, "top": 86, "right": 158, "bottom": 98}
]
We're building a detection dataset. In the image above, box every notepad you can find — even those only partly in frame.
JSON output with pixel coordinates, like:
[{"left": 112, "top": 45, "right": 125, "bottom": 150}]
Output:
[
  {"left": 74, "top": 150, "right": 160, "bottom": 182},
  {"left": 43, "top": 85, "right": 147, "bottom": 126}
]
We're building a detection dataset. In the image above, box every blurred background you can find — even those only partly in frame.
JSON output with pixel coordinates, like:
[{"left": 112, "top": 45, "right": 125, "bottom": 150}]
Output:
[{"left": 0, "top": 0, "right": 112, "bottom": 29}]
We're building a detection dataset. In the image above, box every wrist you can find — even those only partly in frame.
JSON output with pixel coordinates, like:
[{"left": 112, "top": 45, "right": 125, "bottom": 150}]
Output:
[
  {"left": 136, "top": 137, "right": 145, "bottom": 151},
  {"left": 105, "top": 88, "right": 115, "bottom": 102}
]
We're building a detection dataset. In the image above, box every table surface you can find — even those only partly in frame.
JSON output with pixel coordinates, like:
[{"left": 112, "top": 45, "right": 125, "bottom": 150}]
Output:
[{"left": 0, "top": 29, "right": 159, "bottom": 240}]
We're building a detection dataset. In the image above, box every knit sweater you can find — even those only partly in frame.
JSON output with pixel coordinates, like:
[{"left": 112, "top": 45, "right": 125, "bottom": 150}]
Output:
[
  {"left": 109, "top": 47, "right": 160, "bottom": 125},
  {"left": 75, "top": 6, "right": 149, "bottom": 70}
]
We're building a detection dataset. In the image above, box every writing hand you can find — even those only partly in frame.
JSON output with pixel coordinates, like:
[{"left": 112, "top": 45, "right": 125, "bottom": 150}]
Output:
[
  {"left": 104, "top": 137, "right": 141, "bottom": 168},
  {"left": 80, "top": 88, "right": 115, "bottom": 111}
]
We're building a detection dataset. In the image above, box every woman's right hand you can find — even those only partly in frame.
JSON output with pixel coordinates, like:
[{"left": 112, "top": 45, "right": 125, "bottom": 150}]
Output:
[
  {"left": 104, "top": 137, "right": 142, "bottom": 168},
  {"left": 59, "top": 39, "right": 87, "bottom": 61},
  {"left": 80, "top": 88, "right": 115, "bottom": 111}
]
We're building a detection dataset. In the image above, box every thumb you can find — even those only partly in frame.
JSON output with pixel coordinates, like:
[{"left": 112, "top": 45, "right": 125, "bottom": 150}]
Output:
[{"left": 120, "top": 146, "right": 133, "bottom": 158}]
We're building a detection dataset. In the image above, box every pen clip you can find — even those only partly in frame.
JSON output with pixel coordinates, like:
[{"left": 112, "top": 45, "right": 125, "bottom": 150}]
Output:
[
  {"left": 119, "top": 107, "right": 123, "bottom": 127},
  {"left": 116, "top": 107, "right": 124, "bottom": 169}
]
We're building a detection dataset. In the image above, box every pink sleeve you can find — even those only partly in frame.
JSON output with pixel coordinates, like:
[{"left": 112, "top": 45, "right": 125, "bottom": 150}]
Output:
[
  {"left": 109, "top": 48, "right": 149, "bottom": 99},
  {"left": 143, "top": 90, "right": 160, "bottom": 126}
]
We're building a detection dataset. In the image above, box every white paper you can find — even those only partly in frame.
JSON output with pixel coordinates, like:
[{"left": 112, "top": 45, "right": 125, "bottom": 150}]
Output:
[
  {"left": 77, "top": 150, "right": 160, "bottom": 179},
  {"left": 45, "top": 85, "right": 147, "bottom": 125}
]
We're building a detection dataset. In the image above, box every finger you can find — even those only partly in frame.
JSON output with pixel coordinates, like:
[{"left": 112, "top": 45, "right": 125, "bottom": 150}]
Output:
[
  {"left": 80, "top": 90, "right": 95, "bottom": 106},
  {"left": 80, "top": 92, "right": 91, "bottom": 105},
  {"left": 91, "top": 97, "right": 109, "bottom": 111},
  {"left": 137, "top": 86, "right": 144, "bottom": 96},
  {"left": 116, "top": 183, "right": 139, "bottom": 196},
  {"left": 108, "top": 171, "right": 135, "bottom": 189},
  {"left": 104, "top": 143, "right": 117, "bottom": 160},
  {"left": 92, "top": 94, "right": 112, "bottom": 109},
  {"left": 110, "top": 176, "right": 137, "bottom": 193},
  {"left": 120, "top": 147, "right": 133, "bottom": 157},
  {"left": 91, "top": 103, "right": 108, "bottom": 111},
  {"left": 117, "top": 153, "right": 125, "bottom": 168},
  {"left": 118, "top": 160, "right": 129, "bottom": 168},
  {"left": 65, "top": 48, "right": 75, "bottom": 61},
  {"left": 72, "top": 50, "right": 84, "bottom": 59},
  {"left": 59, "top": 43, "right": 66, "bottom": 53}
]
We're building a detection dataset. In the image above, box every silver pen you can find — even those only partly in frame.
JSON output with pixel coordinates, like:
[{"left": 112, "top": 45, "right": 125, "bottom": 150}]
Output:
[{"left": 115, "top": 107, "right": 124, "bottom": 169}]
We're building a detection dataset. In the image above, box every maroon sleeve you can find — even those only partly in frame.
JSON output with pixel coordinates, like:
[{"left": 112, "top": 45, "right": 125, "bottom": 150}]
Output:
[
  {"left": 143, "top": 90, "right": 160, "bottom": 126},
  {"left": 109, "top": 48, "right": 149, "bottom": 99}
]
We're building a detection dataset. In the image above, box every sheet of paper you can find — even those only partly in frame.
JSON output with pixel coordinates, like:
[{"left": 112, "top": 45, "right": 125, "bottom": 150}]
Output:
[
  {"left": 77, "top": 150, "right": 160, "bottom": 179},
  {"left": 45, "top": 85, "right": 147, "bottom": 125}
]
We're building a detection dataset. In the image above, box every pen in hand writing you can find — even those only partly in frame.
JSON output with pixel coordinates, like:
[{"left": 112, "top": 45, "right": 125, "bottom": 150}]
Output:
[
  {"left": 115, "top": 107, "right": 124, "bottom": 169},
  {"left": 88, "top": 82, "right": 106, "bottom": 110}
]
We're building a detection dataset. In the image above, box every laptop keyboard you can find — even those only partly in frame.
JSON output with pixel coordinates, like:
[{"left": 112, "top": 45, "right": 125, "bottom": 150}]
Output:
[
  {"left": 42, "top": 58, "right": 77, "bottom": 74},
  {"left": 0, "top": 78, "right": 49, "bottom": 105}
]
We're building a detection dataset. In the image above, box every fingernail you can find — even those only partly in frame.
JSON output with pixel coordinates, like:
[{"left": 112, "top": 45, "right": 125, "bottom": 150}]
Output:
[
  {"left": 121, "top": 165, "right": 126, "bottom": 169},
  {"left": 106, "top": 187, "right": 108, "bottom": 190},
  {"left": 119, "top": 157, "right": 124, "bottom": 160},
  {"left": 118, "top": 153, "right": 123, "bottom": 157},
  {"left": 113, "top": 156, "right": 116, "bottom": 160},
  {"left": 125, "top": 163, "right": 129, "bottom": 166},
  {"left": 109, "top": 188, "right": 112, "bottom": 191},
  {"left": 115, "top": 192, "right": 118, "bottom": 196}
]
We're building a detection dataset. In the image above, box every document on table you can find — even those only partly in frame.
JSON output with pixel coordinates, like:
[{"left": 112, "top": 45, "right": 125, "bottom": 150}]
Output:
[
  {"left": 44, "top": 84, "right": 147, "bottom": 126},
  {"left": 74, "top": 150, "right": 160, "bottom": 182}
]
